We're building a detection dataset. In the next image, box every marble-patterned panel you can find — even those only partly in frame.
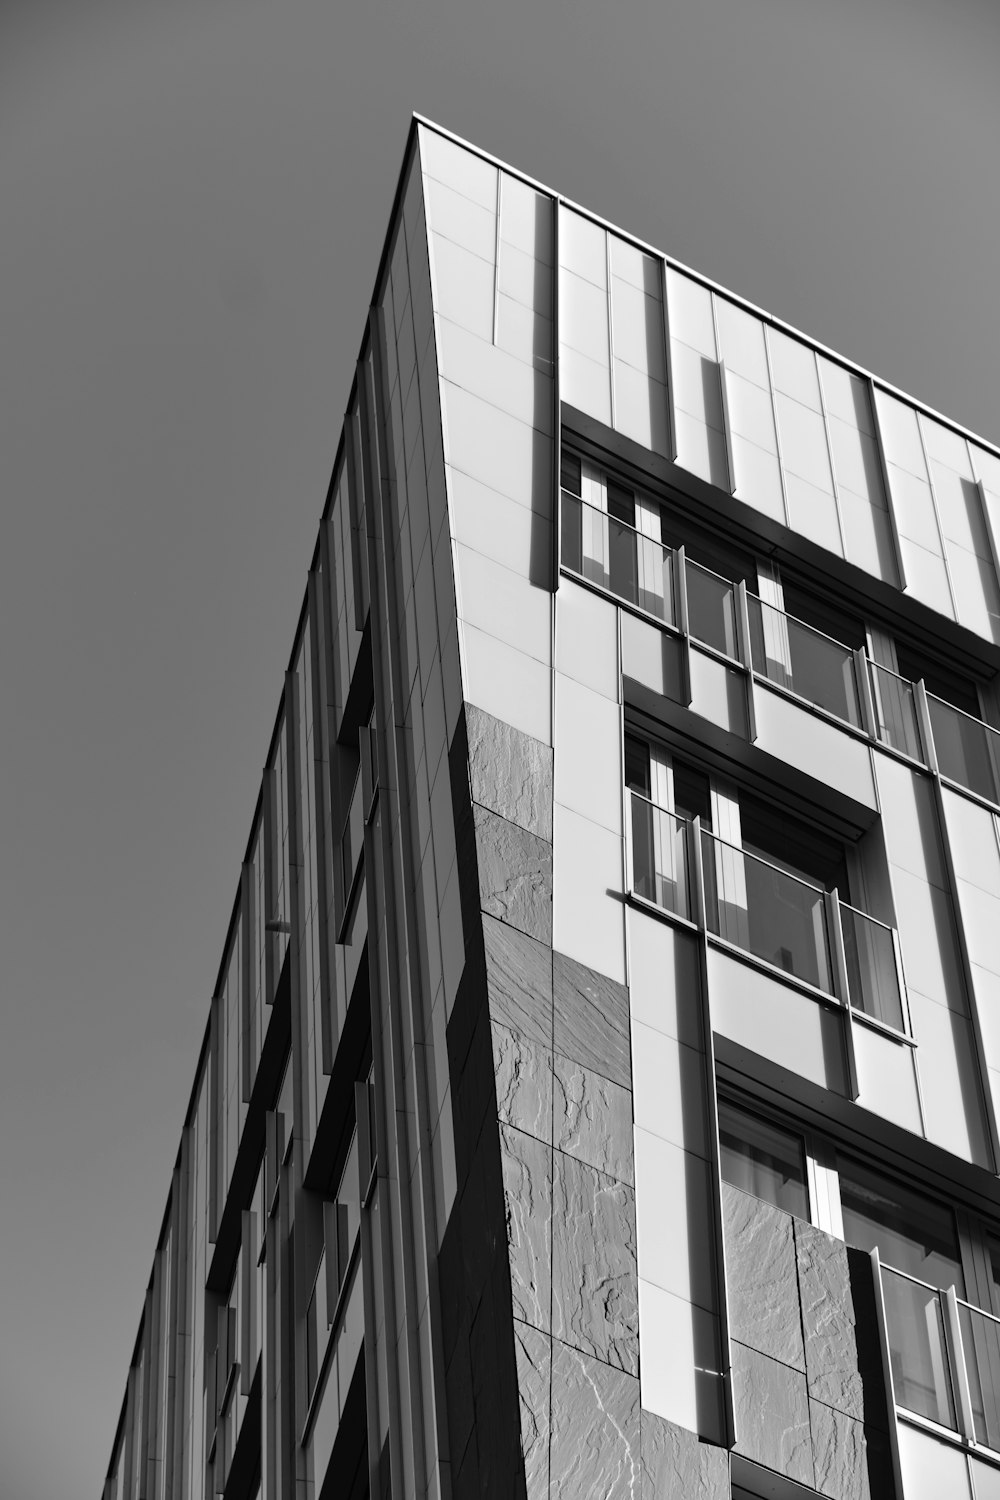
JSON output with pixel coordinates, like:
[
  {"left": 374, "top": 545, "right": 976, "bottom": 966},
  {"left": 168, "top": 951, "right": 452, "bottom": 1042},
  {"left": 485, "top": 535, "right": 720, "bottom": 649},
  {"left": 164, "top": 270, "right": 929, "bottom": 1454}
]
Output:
[
  {"left": 553, "top": 1053, "right": 634, "bottom": 1184},
  {"left": 810, "top": 1399, "right": 871, "bottom": 1500},
  {"left": 493, "top": 1022, "right": 552, "bottom": 1143},
  {"left": 796, "top": 1219, "right": 865, "bottom": 1420},
  {"left": 553, "top": 949, "right": 630, "bottom": 1088},
  {"left": 552, "top": 1151, "right": 638, "bottom": 1374},
  {"left": 732, "top": 1342, "right": 813, "bottom": 1487},
  {"left": 475, "top": 804, "right": 553, "bottom": 943},
  {"left": 514, "top": 1318, "right": 550, "bottom": 1500},
  {"left": 501, "top": 1123, "right": 552, "bottom": 1333},
  {"left": 639, "top": 1409, "right": 730, "bottom": 1499},
  {"left": 467, "top": 703, "right": 554, "bottom": 840},
  {"left": 483, "top": 913, "right": 553, "bottom": 1049},
  {"left": 550, "top": 1338, "right": 640, "bottom": 1500},
  {"left": 723, "top": 1184, "right": 804, "bottom": 1371}
]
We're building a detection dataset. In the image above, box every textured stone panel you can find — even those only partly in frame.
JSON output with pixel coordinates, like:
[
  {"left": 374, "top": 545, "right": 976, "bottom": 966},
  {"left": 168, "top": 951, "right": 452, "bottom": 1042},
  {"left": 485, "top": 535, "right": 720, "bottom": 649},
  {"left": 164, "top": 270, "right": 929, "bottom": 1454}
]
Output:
[
  {"left": 553, "top": 949, "right": 631, "bottom": 1088},
  {"left": 550, "top": 1338, "right": 640, "bottom": 1500},
  {"left": 722, "top": 1184, "right": 804, "bottom": 1371},
  {"left": 810, "top": 1400, "right": 871, "bottom": 1500},
  {"left": 468, "top": 703, "right": 554, "bottom": 840},
  {"left": 639, "top": 1410, "right": 730, "bottom": 1499},
  {"left": 484, "top": 913, "right": 552, "bottom": 1048},
  {"left": 796, "top": 1219, "right": 865, "bottom": 1419},
  {"left": 732, "top": 1342, "right": 813, "bottom": 1487},
  {"left": 501, "top": 1123, "right": 551, "bottom": 1332},
  {"left": 493, "top": 1022, "right": 552, "bottom": 1142},
  {"left": 475, "top": 804, "right": 553, "bottom": 943},
  {"left": 514, "top": 1319, "right": 550, "bottom": 1500},
  {"left": 552, "top": 1151, "right": 638, "bottom": 1374},
  {"left": 554, "top": 1053, "right": 634, "bottom": 1184}
]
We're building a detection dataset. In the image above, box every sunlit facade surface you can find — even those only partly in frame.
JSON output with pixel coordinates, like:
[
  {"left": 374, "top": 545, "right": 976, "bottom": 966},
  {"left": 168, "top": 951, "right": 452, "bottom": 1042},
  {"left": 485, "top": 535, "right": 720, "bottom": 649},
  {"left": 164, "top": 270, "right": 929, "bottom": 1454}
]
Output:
[{"left": 103, "top": 118, "right": 1000, "bottom": 1500}]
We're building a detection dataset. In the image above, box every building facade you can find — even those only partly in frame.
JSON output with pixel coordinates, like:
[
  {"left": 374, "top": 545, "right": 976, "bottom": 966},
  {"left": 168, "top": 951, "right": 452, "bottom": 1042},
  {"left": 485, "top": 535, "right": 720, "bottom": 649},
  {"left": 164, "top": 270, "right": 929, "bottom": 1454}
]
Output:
[{"left": 103, "top": 118, "right": 1000, "bottom": 1500}]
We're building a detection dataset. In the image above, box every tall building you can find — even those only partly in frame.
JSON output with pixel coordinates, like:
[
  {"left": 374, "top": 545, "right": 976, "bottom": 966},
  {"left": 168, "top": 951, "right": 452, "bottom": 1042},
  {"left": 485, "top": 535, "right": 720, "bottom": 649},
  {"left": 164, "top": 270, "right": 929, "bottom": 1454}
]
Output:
[{"left": 102, "top": 116, "right": 1000, "bottom": 1500}]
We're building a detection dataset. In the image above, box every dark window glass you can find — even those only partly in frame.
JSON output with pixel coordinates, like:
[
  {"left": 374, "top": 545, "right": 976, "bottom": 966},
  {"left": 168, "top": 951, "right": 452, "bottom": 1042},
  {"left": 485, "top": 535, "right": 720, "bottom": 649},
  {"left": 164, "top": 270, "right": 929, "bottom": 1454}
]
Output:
[
  {"left": 739, "top": 795, "right": 849, "bottom": 893},
  {"left": 560, "top": 451, "right": 581, "bottom": 495},
  {"left": 839, "top": 1160, "right": 964, "bottom": 1292},
  {"left": 607, "top": 481, "right": 635, "bottom": 526},
  {"left": 895, "top": 643, "right": 980, "bottom": 717},
  {"left": 987, "top": 1236, "right": 1000, "bottom": 1307},
  {"left": 673, "top": 763, "right": 711, "bottom": 826},
  {"left": 718, "top": 1101, "right": 809, "bottom": 1218},
  {"left": 624, "top": 735, "right": 650, "bottom": 795},
  {"left": 781, "top": 581, "right": 867, "bottom": 651}
]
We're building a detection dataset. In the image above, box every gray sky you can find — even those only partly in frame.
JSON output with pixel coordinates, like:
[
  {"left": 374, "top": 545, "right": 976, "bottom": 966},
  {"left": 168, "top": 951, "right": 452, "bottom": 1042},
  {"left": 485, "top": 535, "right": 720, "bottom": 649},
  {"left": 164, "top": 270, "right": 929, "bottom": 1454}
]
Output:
[{"left": 2, "top": 1, "right": 998, "bottom": 1493}]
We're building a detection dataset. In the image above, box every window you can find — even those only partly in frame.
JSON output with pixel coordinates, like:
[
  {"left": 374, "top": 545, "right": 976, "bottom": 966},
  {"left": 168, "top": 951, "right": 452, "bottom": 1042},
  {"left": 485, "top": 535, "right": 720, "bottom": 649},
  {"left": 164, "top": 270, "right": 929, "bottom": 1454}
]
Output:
[
  {"left": 838, "top": 1158, "right": 963, "bottom": 1291},
  {"left": 625, "top": 735, "right": 710, "bottom": 916},
  {"left": 560, "top": 453, "right": 674, "bottom": 622},
  {"left": 719, "top": 1094, "right": 1000, "bottom": 1449},
  {"left": 839, "top": 1158, "right": 967, "bottom": 1432},
  {"left": 718, "top": 1100, "right": 809, "bottom": 1219},
  {"left": 305, "top": 1124, "right": 362, "bottom": 1405},
  {"left": 625, "top": 733, "right": 905, "bottom": 1025},
  {"left": 895, "top": 642, "right": 980, "bottom": 718}
]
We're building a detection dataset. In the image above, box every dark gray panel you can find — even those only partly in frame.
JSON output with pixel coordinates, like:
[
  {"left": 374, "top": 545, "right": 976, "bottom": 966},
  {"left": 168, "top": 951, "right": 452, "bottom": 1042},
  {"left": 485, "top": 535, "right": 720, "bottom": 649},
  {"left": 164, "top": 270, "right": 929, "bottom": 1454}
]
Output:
[
  {"left": 513, "top": 1318, "right": 550, "bottom": 1500},
  {"left": 809, "top": 1399, "right": 871, "bottom": 1500},
  {"left": 796, "top": 1219, "right": 865, "bottom": 1421},
  {"left": 553, "top": 950, "right": 630, "bottom": 1089},
  {"left": 467, "top": 704, "right": 554, "bottom": 840},
  {"left": 639, "top": 1409, "right": 730, "bottom": 1499},
  {"left": 501, "top": 1123, "right": 552, "bottom": 1333},
  {"left": 553, "top": 1053, "right": 634, "bottom": 1185},
  {"left": 493, "top": 1022, "right": 552, "bottom": 1143},
  {"left": 732, "top": 1342, "right": 813, "bottom": 1487},
  {"left": 469, "top": 1269, "right": 526, "bottom": 1500},
  {"left": 445, "top": 1331, "right": 476, "bottom": 1476},
  {"left": 549, "top": 1338, "right": 640, "bottom": 1500},
  {"left": 722, "top": 1184, "right": 805, "bottom": 1372},
  {"left": 552, "top": 1151, "right": 638, "bottom": 1374},
  {"left": 484, "top": 913, "right": 553, "bottom": 1049},
  {"left": 475, "top": 804, "right": 553, "bottom": 944}
]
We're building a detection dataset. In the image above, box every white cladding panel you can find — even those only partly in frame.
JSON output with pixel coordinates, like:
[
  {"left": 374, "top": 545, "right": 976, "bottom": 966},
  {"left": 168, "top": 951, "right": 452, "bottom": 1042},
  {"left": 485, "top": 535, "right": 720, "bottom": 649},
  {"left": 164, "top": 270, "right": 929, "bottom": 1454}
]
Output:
[{"left": 422, "top": 127, "right": 555, "bottom": 743}]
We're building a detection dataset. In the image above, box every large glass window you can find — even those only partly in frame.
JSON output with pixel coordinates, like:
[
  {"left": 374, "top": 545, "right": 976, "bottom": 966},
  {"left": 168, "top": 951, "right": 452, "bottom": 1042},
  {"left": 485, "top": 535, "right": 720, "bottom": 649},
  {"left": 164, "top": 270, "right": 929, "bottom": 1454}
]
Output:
[
  {"left": 838, "top": 1159, "right": 963, "bottom": 1291},
  {"left": 839, "top": 1160, "right": 966, "bottom": 1430},
  {"left": 718, "top": 1100, "right": 809, "bottom": 1219}
]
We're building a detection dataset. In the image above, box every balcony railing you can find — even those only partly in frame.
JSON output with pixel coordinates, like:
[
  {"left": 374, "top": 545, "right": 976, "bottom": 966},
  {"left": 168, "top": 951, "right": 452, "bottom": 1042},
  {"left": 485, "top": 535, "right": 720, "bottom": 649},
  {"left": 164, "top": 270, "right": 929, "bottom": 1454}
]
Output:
[
  {"left": 628, "top": 791, "right": 690, "bottom": 920},
  {"left": 840, "top": 903, "right": 906, "bottom": 1032},
  {"left": 685, "top": 558, "right": 739, "bottom": 659},
  {"left": 880, "top": 1262, "right": 1000, "bottom": 1454},
  {"left": 701, "top": 827, "right": 834, "bottom": 992},
  {"left": 628, "top": 792, "right": 907, "bottom": 1031},
  {"left": 959, "top": 1298, "right": 1000, "bottom": 1450},
  {"left": 927, "top": 694, "right": 1000, "bottom": 806},
  {"left": 869, "top": 660, "right": 923, "bottom": 761},
  {"left": 560, "top": 485, "right": 1000, "bottom": 818},
  {"left": 881, "top": 1264, "right": 958, "bottom": 1431},
  {"left": 746, "top": 594, "right": 863, "bottom": 729},
  {"left": 560, "top": 490, "right": 674, "bottom": 624}
]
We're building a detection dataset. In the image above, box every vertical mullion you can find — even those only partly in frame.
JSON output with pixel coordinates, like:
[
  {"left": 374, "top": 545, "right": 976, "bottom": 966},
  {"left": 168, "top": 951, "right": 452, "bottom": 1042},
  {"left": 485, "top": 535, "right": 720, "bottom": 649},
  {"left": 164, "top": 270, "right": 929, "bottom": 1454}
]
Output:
[
  {"left": 552, "top": 196, "right": 561, "bottom": 594},
  {"left": 916, "top": 411, "right": 960, "bottom": 620},
  {"left": 869, "top": 383, "right": 909, "bottom": 591},
  {"left": 606, "top": 228, "right": 615, "bottom": 429},
  {"left": 492, "top": 169, "right": 502, "bottom": 346},
  {"left": 661, "top": 258, "right": 678, "bottom": 463},
  {"left": 814, "top": 349, "right": 849, "bottom": 556},
  {"left": 762, "top": 325, "right": 791, "bottom": 529}
]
